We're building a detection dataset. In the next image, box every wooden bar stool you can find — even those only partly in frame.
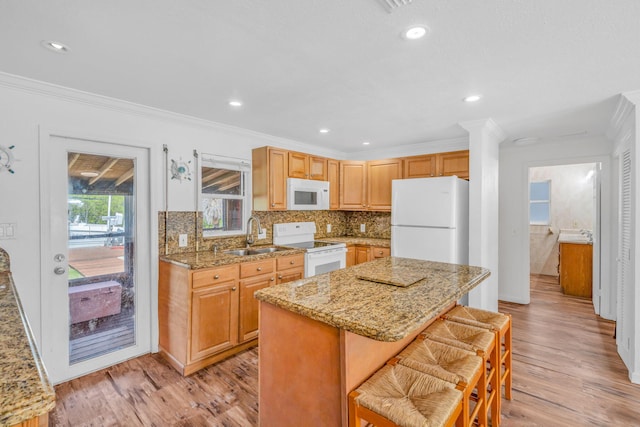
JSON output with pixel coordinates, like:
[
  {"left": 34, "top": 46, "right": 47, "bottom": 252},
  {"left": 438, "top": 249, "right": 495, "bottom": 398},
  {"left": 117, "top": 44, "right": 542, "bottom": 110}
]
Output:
[
  {"left": 443, "top": 306, "right": 513, "bottom": 401},
  {"left": 348, "top": 360, "right": 465, "bottom": 427},
  {"left": 423, "top": 319, "right": 500, "bottom": 427},
  {"left": 393, "top": 335, "right": 485, "bottom": 427}
]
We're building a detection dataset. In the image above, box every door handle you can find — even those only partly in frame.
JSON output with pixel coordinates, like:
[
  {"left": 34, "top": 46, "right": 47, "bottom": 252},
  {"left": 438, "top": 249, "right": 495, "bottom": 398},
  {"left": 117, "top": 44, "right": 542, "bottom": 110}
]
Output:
[{"left": 54, "top": 267, "right": 66, "bottom": 275}]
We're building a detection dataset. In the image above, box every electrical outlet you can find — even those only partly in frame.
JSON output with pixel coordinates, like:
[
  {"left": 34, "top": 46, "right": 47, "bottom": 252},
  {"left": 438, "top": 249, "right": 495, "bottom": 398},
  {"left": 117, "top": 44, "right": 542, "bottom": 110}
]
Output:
[
  {"left": 360, "top": 223, "right": 366, "bottom": 233},
  {"left": 327, "top": 224, "right": 332, "bottom": 233},
  {"left": 258, "top": 228, "right": 267, "bottom": 239},
  {"left": 179, "top": 234, "right": 188, "bottom": 247}
]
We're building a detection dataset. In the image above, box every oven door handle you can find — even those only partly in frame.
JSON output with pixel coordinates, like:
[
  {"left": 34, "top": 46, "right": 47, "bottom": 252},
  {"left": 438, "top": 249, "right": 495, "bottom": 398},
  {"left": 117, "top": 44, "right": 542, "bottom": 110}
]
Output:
[{"left": 307, "top": 248, "right": 347, "bottom": 258}]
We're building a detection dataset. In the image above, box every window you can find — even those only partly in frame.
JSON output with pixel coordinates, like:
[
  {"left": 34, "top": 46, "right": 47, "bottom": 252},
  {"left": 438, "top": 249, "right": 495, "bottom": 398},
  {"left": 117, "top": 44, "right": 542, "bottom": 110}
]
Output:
[
  {"left": 530, "top": 180, "right": 550, "bottom": 225},
  {"left": 200, "top": 154, "right": 251, "bottom": 237}
]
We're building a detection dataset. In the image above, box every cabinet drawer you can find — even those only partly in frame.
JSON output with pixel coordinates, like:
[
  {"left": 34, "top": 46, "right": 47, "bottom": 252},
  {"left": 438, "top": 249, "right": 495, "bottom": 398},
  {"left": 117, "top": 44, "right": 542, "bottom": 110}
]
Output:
[
  {"left": 277, "top": 254, "right": 305, "bottom": 271},
  {"left": 240, "top": 259, "right": 276, "bottom": 279},
  {"left": 372, "top": 247, "right": 390, "bottom": 258},
  {"left": 192, "top": 265, "right": 239, "bottom": 289}
]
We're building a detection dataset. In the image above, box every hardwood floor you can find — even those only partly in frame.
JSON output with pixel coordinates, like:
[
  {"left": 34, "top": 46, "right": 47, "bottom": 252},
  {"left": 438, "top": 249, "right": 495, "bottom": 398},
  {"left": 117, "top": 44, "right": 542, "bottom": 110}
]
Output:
[{"left": 50, "top": 274, "right": 640, "bottom": 426}]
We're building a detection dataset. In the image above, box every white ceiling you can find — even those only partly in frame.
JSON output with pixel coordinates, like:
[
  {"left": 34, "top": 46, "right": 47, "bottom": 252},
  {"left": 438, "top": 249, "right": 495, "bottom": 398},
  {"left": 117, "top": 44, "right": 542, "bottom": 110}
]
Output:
[{"left": 1, "top": 0, "right": 639, "bottom": 153}]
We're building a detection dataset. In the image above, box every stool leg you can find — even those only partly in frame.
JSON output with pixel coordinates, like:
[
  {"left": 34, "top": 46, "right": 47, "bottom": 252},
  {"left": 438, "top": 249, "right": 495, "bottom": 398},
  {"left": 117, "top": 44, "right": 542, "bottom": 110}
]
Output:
[
  {"left": 491, "top": 331, "right": 501, "bottom": 426},
  {"left": 477, "top": 350, "right": 489, "bottom": 427},
  {"left": 348, "top": 392, "right": 362, "bottom": 427},
  {"left": 505, "top": 315, "right": 513, "bottom": 400}
]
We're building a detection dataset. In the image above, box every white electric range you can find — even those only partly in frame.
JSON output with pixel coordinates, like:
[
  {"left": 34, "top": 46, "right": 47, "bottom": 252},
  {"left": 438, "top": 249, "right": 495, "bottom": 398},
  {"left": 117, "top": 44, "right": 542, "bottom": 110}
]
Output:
[{"left": 273, "top": 222, "right": 347, "bottom": 277}]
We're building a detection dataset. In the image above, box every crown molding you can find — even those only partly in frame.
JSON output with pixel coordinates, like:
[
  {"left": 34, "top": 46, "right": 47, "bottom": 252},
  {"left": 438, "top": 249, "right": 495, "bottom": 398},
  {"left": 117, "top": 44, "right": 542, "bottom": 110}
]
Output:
[
  {"left": 343, "top": 136, "right": 468, "bottom": 160},
  {"left": 458, "top": 118, "right": 507, "bottom": 143},
  {"left": 606, "top": 91, "right": 640, "bottom": 140},
  {"left": 0, "top": 71, "right": 343, "bottom": 159}
]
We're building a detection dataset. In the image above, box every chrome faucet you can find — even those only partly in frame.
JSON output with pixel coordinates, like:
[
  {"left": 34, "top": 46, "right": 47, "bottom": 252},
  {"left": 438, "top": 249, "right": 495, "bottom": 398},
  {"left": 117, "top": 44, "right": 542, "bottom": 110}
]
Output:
[{"left": 246, "top": 215, "right": 262, "bottom": 247}]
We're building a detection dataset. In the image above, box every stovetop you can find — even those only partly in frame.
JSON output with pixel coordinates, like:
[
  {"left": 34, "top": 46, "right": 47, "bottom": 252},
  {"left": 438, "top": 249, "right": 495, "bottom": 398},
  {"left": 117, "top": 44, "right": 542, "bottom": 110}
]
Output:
[{"left": 284, "top": 240, "right": 346, "bottom": 251}]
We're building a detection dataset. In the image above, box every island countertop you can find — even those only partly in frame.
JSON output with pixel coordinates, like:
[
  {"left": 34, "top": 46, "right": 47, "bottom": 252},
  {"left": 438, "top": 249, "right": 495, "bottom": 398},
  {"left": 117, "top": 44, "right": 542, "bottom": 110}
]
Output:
[
  {"left": 0, "top": 250, "right": 55, "bottom": 426},
  {"left": 255, "top": 256, "right": 490, "bottom": 342}
]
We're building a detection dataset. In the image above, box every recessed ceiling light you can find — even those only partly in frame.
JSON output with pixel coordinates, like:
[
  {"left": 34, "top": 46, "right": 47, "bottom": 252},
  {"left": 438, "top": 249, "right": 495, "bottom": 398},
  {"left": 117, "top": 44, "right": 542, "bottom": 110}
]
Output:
[
  {"left": 228, "top": 100, "right": 243, "bottom": 107},
  {"left": 402, "top": 26, "right": 429, "bottom": 40},
  {"left": 41, "top": 40, "right": 70, "bottom": 53},
  {"left": 80, "top": 171, "right": 100, "bottom": 177},
  {"left": 463, "top": 95, "right": 482, "bottom": 103},
  {"left": 319, "top": 128, "right": 330, "bottom": 134},
  {"left": 362, "top": 141, "right": 370, "bottom": 146}
]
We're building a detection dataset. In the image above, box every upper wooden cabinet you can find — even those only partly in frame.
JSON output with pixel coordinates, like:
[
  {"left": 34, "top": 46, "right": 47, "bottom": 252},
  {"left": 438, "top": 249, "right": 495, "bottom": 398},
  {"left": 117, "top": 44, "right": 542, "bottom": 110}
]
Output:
[
  {"left": 327, "top": 159, "right": 340, "bottom": 210},
  {"left": 252, "top": 147, "right": 288, "bottom": 211},
  {"left": 288, "top": 151, "right": 327, "bottom": 180},
  {"left": 437, "top": 150, "right": 470, "bottom": 179},
  {"left": 402, "top": 150, "right": 469, "bottom": 180},
  {"left": 367, "top": 159, "right": 402, "bottom": 211},
  {"left": 339, "top": 161, "right": 367, "bottom": 210},
  {"left": 340, "top": 159, "right": 402, "bottom": 211}
]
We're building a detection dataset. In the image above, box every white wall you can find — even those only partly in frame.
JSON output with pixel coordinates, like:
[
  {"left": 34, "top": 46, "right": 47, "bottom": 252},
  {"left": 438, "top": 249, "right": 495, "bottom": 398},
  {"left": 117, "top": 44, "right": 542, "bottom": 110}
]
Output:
[
  {"left": 0, "top": 72, "right": 341, "bottom": 350},
  {"left": 499, "top": 135, "right": 614, "bottom": 311}
]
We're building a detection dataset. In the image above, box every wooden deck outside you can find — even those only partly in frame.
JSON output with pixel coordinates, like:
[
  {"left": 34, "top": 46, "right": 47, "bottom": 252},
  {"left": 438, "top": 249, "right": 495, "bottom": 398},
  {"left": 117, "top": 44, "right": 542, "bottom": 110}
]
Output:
[
  {"left": 69, "top": 246, "right": 125, "bottom": 277},
  {"left": 50, "top": 274, "right": 640, "bottom": 426}
]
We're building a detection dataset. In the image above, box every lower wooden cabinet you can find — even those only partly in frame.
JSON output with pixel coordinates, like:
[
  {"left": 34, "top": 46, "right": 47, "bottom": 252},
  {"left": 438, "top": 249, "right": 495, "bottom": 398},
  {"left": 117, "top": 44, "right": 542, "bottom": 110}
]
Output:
[
  {"left": 346, "top": 245, "right": 356, "bottom": 267},
  {"left": 355, "top": 246, "right": 370, "bottom": 265},
  {"left": 559, "top": 243, "right": 592, "bottom": 298},
  {"left": 159, "top": 254, "right": 304, "bottom": 376},
  {"left": 371, "top": 246, "right": 391, "bottom": 259},
  {"left": 346, "top": 244, "right": 390, "bottom": 267}
]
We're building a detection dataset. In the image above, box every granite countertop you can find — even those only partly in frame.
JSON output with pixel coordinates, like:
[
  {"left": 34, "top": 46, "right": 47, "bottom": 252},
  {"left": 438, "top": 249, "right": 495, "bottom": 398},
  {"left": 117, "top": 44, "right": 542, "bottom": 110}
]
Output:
[
  {"left": 255, "top": 256, "right": 490, "bottom": 342},
  {"left": 0, "top": 250, "right": 55, "bottom": 426},
  {"left": 319, "top": 237, "right": 390, "bottom": 247},
  {"left": 160, "top": 246, "right": 305, "bottom": 270}
]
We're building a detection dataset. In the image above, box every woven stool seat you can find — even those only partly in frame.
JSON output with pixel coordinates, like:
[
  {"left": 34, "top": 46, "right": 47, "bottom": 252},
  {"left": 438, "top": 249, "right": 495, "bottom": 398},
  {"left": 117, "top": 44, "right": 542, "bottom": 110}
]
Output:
[
  {"left": 424, "top": 319, "right": 500, "bottom": 427},
  {"left": 445, "top": 305, "right": 513, "bottom": 410},
  {"left": 350, "top": 363, "right": 463, "bottom": 427},
  {"left": 395, "top": 336, "right": 485, "bottom": 427}
]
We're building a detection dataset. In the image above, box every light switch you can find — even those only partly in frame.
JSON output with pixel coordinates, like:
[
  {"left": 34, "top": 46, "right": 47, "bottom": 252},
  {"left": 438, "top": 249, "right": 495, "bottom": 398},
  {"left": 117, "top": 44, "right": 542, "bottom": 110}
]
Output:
[
  {"left": 327, "top": 224, "right": 332, "bottom": 233},
  {"left": 360, "top": 223, "right": 366, "bottom": 233},
  {"left": 179, "top": 234, "right": 188, "bottom": 247}
]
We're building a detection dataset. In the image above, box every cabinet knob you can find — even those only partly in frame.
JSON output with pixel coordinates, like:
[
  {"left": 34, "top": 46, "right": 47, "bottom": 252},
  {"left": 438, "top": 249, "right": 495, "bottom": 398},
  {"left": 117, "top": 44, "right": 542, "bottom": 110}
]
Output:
[
  {"left": 362, "top": 204, "right": 366, "bottom": 207},
  {"left": 271, "top": 203, "right": 275, "bottom": 207},
  {"left": 439, "top": 173, "right": 443, "bottom": 176},
  {"left": 232, "top": 286, "right": 237, "bottom": 291},
  {"left": 430, "top": 173, "right": 434, "bottom": 177},
  {"left": 270, "top": 277, "right": 275, "bottom": 281},
  {"left": 257, "top": 267, "right": 262, "bottom": 271},
  {"left": 379, "top": 251, "right": 383, "bottom": 254},
  {"left": 290, "top": 260, "right": 295, "bottom": 264},
  {"left": 278, "top": 275, "right": 283, "bottom": 279},
  {"left": 214, "top": 274, "right": 220, "bottom": 279}
]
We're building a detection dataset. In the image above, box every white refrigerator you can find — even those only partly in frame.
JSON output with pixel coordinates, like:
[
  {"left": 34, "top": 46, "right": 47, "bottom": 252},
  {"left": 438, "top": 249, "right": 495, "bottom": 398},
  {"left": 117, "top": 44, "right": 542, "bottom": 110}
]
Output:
[{"left": 391, "top": 176, "right": 469, "bottom": 264}]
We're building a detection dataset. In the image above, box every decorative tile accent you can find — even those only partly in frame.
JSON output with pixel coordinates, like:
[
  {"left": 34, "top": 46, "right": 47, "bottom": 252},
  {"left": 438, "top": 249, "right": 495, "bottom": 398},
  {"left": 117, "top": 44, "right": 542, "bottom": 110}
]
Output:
[{"left": 0, "top": 247, "right": 9, "bottom": 272}]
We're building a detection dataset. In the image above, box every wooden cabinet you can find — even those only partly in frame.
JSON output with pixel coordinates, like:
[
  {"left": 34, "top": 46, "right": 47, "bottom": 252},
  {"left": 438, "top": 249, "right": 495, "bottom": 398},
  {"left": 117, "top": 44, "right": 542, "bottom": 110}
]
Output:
[
  {"left": 367, "top": 159, "right": 402, "bottom": 211},
  {"left": 346, "top": 245, "right": 356, "bottom": 267},
  {"left": 327, "top": 159, "right": 340, "bottom": 210},
  {"left": 403, "top": 154, "right": 437, "bottom": 178},
  {"left": 276, "top": 254, "right": 305, "bottom": 284},
  {"left": 340, "top": 159, "right": 402, "bottom": 211},
  {"left": 239, "top": 259, "right": 276, "bottom": 343},
  {"left": 355, "top": 246, "right": 370, "bottom": 265},
  {"left": 340, "top": 161, "right": 367, "bottom": 210},
  {"left": 252, "top": 147, "right": 288, "bottom": 211},
  {"left": 288, "top": 151, "right": 327, "bottom": 180},
  {"left": 559, "top": 243, "right": 592, "bottom": 298},
  {"left": 159, "top": 261, "right": 248, "bottom": 376},
  {"left": 402, "top": 150, "right": 469, "bottom": 180},
  {"left": 191, "top": 282, "right": 239, "bottom": 360},
  {"left": 437, "top": 150, "right": 469, "bottom": 179}
]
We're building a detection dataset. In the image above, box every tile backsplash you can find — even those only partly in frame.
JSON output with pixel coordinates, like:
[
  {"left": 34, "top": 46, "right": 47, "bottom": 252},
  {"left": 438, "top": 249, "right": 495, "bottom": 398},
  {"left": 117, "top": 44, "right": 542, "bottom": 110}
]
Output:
[{"left": 159, "top": 210, "right": 391, "bottom": 256}]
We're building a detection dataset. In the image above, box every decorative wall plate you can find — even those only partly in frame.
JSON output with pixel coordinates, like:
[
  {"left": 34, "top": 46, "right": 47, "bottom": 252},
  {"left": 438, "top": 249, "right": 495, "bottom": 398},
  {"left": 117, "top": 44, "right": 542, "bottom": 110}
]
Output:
[
  {"left": 0, "top": 145, "right": 15, "bottom": 174},
  {"left": 170, "top": 158, "right": 192, "bottom": 182}
]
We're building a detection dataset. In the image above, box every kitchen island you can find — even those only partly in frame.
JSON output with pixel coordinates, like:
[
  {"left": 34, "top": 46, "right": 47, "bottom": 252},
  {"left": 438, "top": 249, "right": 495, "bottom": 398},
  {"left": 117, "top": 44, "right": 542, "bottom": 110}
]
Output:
[
  {"left": 0, "top": 248, "right": 55, "bottom": 427},
  {"left": 255, "top": 256, "right": 490, "bottom": 427}
]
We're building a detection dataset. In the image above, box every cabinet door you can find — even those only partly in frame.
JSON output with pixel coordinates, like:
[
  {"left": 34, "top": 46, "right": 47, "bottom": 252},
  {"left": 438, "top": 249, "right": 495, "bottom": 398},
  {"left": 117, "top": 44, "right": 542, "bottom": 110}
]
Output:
[
  {"left": 367, "top": 159, "right": 402, "bottom": 211},
  {"left": 309, "top": 156, "right": 327, "bottom": 180},
  {"left": 269, "top": 149, "right": 288, "bottom": 210},
  {"left": 327, "top": 159, "right": 340, "bottom": 210},
  {"left": 288, "top": 151, "right": 308, "bottom": 179},
  {"left": 239, "top": 274, "right": 275, "bottom": 342},
  {"left": 346, "top": 245, "right": 356, "bottom": 267},
  {"left": 190, "top": 281, "right": 238, "bottom": 362},
  {"left": 340, "top": 161, "right": 367, "bottom": 210},
  {"left": 277, "top": 268, "right": 304, "bottom": 284},
  {"left": 355, "top": 246, "right": 370, "bottom": 265},
  {"left": 437, "top": 150, "right": 469, "bottom": 179},
  {"left": 403, "top": 155, "right": 436, "bottom": 178}
]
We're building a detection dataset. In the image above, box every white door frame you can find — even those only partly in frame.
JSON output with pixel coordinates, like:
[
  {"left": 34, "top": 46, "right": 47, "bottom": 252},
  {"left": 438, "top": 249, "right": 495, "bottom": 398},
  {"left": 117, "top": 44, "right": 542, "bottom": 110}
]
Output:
[
  {"left": 39, "top": 129, "right": 153, "bottom": 384},
  {"left": 524, "top": 155, "right": 614, "bottom": 320}
]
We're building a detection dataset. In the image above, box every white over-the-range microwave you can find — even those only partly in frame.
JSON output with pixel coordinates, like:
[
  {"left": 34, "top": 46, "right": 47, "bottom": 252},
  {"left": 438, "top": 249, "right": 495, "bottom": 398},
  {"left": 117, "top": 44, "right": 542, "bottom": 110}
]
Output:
[{"left": 287, "top": 178, "right": 329, "bottom": 210}]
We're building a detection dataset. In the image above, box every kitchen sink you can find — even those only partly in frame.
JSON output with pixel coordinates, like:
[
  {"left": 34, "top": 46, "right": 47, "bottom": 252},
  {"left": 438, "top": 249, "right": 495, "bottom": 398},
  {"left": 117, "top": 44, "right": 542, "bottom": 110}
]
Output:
[{"left": 224, "top": 247, "right": 288, "bottom": 256}]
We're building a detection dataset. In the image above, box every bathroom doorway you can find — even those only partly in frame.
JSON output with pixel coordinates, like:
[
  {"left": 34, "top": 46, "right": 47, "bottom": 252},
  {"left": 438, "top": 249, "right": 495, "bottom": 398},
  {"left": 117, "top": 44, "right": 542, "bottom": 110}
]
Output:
[{"left": 528, "top": 162, "right": 601, "bottom": 314}]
